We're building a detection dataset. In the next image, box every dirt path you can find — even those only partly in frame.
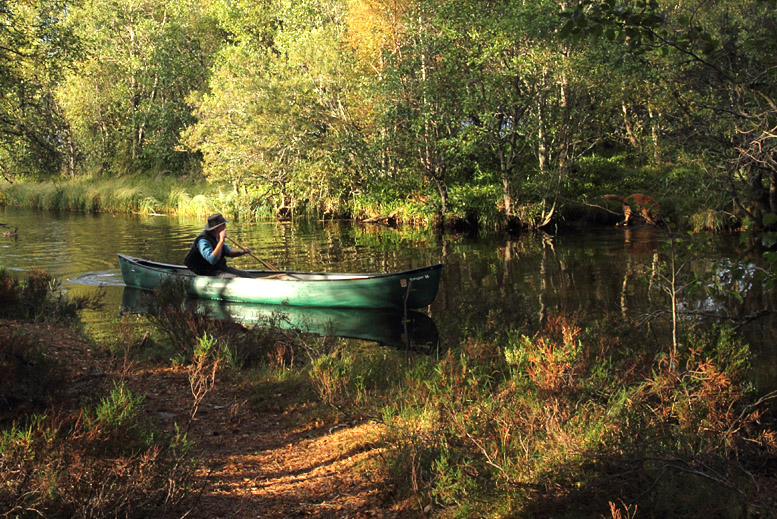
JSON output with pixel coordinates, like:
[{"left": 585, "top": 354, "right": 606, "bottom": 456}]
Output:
[
  {"left": 127, "top": 363, "right": 410, "bottom": 519},
  {"left": 3, "top": 320, "right": 418, "bottom": 519}
]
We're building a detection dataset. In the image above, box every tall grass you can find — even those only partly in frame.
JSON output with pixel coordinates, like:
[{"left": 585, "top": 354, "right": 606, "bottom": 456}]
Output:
[{"left": 0, "top": 176, "right": 277, "bottom": 220}]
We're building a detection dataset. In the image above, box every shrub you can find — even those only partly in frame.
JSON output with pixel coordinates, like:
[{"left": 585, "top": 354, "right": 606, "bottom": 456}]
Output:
[
  {"left": 373, "top": 316, "right": 777, "bottom": 518},
  {"left": 141, "top": 278, "right": 217, "bottom": 359},
  {"left": 0, "top": 383, "right": 194, "bottom": 518},
  {"left": 0, "top": 330, "right": 59, "bottom": 424},
  {"left": 0, "top": 268, "right": 102, "bottom": 324}
]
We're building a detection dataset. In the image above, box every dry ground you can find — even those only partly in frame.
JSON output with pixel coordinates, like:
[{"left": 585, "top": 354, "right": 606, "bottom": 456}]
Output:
[{"left": 2, "top": 319, "right": 421, "bottom": 519}]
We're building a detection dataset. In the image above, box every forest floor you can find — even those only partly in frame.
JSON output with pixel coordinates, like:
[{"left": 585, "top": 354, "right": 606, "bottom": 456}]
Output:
[{"left": 4, "top": 319, "right": 421, "bottom": 519}]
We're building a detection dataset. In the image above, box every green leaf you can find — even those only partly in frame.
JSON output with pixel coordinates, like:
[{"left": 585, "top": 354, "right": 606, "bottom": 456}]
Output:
[{"left": 762, "top": 212, "right": 777, "bottom": 227}]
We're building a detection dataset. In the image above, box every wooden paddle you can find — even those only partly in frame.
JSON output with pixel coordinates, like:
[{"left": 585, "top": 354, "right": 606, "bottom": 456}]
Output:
[{"left": 226, "top": 236, "right": 278, "bottom": 271}]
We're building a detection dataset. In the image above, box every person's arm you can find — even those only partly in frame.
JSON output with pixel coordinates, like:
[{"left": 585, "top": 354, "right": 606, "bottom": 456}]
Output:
[
  {"left": 213, "top": 227, "right": 227, "bottom": 259},
  {"left": 225, "top": 245, "right": 249, "bottom": 257},
  {"left": 197, "top": 237, "right": 229, "bottom": 265}
]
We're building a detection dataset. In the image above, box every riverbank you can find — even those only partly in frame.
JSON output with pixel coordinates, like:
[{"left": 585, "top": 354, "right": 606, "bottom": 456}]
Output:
[
  {"left": 0, "top": 317, "right": 414, "bottom": 518},
  {"left": 0, "top": 176, "right": 273, "bottom": 220},
  {"left": 3, "top": 174, "right": 734, "bottom": 232}
]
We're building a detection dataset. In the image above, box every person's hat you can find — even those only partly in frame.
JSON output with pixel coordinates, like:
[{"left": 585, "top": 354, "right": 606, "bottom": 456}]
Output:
[{"left": 204, "top": 213, "right": 229, "bottom": 231}]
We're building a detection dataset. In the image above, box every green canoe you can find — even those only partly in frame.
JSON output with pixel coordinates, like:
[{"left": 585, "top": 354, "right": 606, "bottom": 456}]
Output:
[{"left": 117, "top": 254, "right": 442, "bottom": 310}]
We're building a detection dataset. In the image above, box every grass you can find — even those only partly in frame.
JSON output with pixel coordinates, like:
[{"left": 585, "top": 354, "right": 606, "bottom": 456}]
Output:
[
  {"left": 0, "top": 175, "right": 277, "bottom": 220},
  {"left": 301, "top": 316, "right": 777, "bottom": 518}
]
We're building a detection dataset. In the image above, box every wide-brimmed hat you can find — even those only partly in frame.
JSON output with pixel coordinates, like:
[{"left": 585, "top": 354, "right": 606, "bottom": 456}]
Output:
[{"left": 204, "top": 213, "right": 229, "bottom": 231}]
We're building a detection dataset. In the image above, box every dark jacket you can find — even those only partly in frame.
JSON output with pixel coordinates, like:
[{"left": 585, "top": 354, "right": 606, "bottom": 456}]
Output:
[{"left": 184, "top": 231, "right": 227, "bottom": 275}]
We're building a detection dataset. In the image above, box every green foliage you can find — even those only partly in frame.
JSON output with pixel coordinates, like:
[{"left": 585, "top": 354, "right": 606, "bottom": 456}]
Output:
[
  {"left": 56, "top": 0, "right": 218, "bottom": 176},
  {"left": 89, "top": 382, "right": 146, "bottom": 431},
  {"left": 307, "top": 314, "right": 776, "bottom": 517},
  {"left": 447, "top": 182, "right": 503, "bottom": 229},
  {"left": 3, "top": 0, "right": 777, "bottom": 235},
  {"left": 0, "top": 0, "right": 78, "bottom": 179},
  {"left": 0, "top": 268, "right": 102, "bottom": 324},
  {"left": 183, "top": 0, "right": 367, "bottom": 217},
  {"left": 0, "top": 383, "right": 193, "bottom": 518}
]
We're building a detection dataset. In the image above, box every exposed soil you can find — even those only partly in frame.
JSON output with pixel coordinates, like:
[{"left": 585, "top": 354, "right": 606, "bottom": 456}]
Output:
[{"left": 1, "top": 319, "right": 420, "bottom": 519}]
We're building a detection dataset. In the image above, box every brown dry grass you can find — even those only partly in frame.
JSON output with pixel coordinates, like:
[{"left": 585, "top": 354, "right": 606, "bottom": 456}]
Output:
[{"left": 0, "top": 319, "right": 419, "bottom": 519}]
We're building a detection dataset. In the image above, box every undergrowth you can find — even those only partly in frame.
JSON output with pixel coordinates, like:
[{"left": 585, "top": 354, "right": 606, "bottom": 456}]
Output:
[
  {"left": 306, "top": 315, "right": 777, "bottom": 518},
  {"left": 0, "top": 268, "right": 102, "bottom": 324},
  {"left": 7, "top": 264, "right": 771, "bottom": 518},
  {"left": 0, "top": 382, "right": 194, "bottom": 518},
  {"left": 0, "top": 270, "right": 195, "bottom": 518},
  {"left": 130, "top": 281, "right": 777, "bottom": 517}
]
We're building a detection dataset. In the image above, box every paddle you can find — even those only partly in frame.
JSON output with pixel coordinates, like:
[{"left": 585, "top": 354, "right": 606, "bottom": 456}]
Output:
[{"left": 226, "top": 235, "right": 279, "bottom": 271}]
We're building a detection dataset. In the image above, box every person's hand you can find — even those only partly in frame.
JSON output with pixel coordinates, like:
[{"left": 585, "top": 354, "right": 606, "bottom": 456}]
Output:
[
  {"left": 242, "top": 247, "right": 251, "bottom": 255},
  {"left": 217, "top": 227, "right": 227, "bottom": 242}
]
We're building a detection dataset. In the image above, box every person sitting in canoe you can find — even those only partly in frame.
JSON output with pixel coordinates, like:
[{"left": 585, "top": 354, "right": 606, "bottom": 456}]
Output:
[{"left": 184, "top": 213, "right": 252, "bottom": 277}]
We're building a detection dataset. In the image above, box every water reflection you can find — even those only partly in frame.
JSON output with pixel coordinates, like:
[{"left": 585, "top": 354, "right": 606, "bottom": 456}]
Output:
[
  {"left": 121, "top": 287, "right": 439, "bottom": 352},
  {"left": 2, "top": 206, "right": 775, "bottom": 386}
]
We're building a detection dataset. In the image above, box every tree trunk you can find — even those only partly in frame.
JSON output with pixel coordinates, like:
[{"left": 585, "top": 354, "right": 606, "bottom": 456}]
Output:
[
  {"left": 622, "top": 101, "right": 639, "bottom": 148},
  {"left": 537, "top": 100, "right": 547, "bottom": 176},
  {"left": 648, "top": 103, "right": 660, "bottom": 160}
]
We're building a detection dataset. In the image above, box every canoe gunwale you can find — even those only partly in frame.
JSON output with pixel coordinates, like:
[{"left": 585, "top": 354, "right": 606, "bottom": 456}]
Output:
[{"left": 119, "top": 254, "right": 441, "bottom": 281}]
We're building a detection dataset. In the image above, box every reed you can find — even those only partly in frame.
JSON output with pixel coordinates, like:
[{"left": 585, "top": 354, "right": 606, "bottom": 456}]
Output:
[{"left": 0, "top": 176, "right": 274, "bottom": 219}]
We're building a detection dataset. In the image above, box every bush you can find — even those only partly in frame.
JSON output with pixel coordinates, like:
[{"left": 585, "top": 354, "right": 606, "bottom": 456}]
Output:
[
  {"left": 370, "top": 316, "right": 777, "bottom": 518},
  {"left": 141, "top": 278, "right": 218, "bottom": 360},
  {"left": 0, "top": 382, "right": 194, "bottom": 518},
  {"left": 0, "top": 268, "right": 102, "bottom": 324},
  {"left": 0, "top": 330, "right": 59, "bottom": 424}
]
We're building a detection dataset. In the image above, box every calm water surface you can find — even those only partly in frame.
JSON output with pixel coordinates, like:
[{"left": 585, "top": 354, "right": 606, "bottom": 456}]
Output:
[{"left": 2, "top": 206, "right": 775, "bottom": 388}]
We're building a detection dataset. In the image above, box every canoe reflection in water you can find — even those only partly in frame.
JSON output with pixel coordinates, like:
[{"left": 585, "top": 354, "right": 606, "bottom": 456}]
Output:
[{"left": 121, "top": 287, "right": 439, "bottom": 352}]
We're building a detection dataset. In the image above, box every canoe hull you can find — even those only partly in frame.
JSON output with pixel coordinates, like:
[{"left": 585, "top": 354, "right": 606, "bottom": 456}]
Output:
[{"left": 118, "top": 254, "right": 441, "bottom": 310}]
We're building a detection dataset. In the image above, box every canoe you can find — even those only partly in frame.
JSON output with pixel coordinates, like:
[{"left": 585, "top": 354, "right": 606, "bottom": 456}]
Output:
[
  {"left": 117, "top": 254, "right": 442, "bottom": 310},
  {"left": 121, "top": 286, "right": 439, "bottom": 350}
]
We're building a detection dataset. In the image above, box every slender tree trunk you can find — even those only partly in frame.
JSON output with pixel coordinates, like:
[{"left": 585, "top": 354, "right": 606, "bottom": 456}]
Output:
[
  {"left": 622, "top": 101, "right": 639, "bottom": 148},
  {"left": 648, "top": 103, "right": 660, "bottom": 161},
  {"left": 435, "top": 171, "right": 448, "bottom": 216},
  {"left": 496, "top": 114, "right": 513, "bottom": 216},
  {"left": 558, "top": 70, "right": 570, "bottom": 175},
  {"left": 537, "top": 99, "right": 547, "bottom": 176}
]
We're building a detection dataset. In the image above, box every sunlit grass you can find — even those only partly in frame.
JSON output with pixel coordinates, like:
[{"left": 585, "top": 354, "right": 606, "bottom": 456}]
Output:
[
  {"left": 0, "top": 176, "right": 276, "bottom": 220},
  {"left": 302, "top": 316, "right": 776, "bottom": 518}
]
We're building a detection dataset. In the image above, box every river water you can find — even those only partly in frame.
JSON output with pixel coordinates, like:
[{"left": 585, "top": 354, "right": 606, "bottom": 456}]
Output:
[{"left": 2, "top": 206, "right": 775, "bottom": 388}]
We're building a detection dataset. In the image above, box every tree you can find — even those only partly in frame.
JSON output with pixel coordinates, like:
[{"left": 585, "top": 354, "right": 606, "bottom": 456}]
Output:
[
  {"left": 562, "top": 0, "right": 777, "bottom": 222},
  {"left": 0, "top": 0, "right": 77, "bottom": 179},
  {"left": 57, "top": 0, "right": 218, "bottom": 175},
  {"left": 184, "top": 0, "right": 368, "bottom": 215}
]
